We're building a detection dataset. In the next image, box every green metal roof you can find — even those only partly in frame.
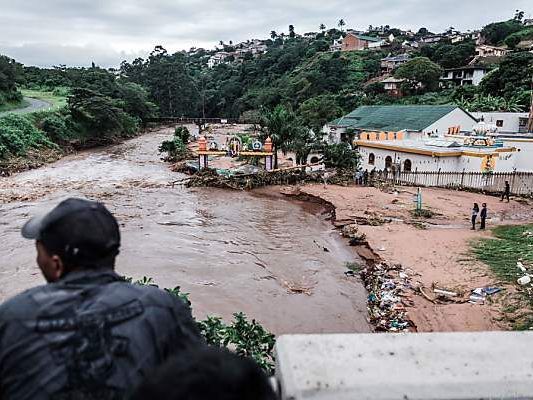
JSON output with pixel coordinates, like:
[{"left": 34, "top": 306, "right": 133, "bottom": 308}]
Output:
[{"left": 331, "top": 105, "right": 466, "bottom": 131}]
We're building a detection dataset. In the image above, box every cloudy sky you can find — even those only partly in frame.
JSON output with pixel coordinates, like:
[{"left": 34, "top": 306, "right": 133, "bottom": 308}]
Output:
[{"left": 0, "top": 0, "right": 531, "bottom": 68}]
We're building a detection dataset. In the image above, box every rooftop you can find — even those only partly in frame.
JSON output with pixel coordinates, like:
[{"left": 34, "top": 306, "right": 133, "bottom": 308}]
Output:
[{"left": 331, "top": 105, "right": 463, "bottom": 131}]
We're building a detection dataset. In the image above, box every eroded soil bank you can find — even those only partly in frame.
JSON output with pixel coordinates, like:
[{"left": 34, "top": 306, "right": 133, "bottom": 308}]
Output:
[
  {"left": 274, "top": 183, "right": 533, "bottom": 332},
  {"left": 0, "top": 128, "right": 370, "bottom": 335}
]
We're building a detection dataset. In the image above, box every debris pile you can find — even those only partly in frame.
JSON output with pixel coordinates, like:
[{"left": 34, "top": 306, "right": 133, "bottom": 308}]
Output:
[
  {"left": 341, "top": 224, "right": 367, "bottom": 246},
  {"left": 359, "top": 262, "right": 416, "bottom": 332}
]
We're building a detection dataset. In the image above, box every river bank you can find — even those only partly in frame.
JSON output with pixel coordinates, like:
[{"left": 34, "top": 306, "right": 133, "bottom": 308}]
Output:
[{"left": 266, "top": 183, "right": 533, "bottom": 332}]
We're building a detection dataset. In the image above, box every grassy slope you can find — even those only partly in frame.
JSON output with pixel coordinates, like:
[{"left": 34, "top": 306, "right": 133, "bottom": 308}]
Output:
[
  {"left": 21, "top": 89, "right": 67, "bottom": 110},
  {"left": 471, "top": 224, "right": 533, "bottom": 329}
]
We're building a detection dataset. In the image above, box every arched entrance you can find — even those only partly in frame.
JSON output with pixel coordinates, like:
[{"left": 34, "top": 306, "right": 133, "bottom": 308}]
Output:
[
  {"left": 403, "top": 159, "right": 412, "bottom": 172},
  {"left": 368, "top": 153, "right": 375, "bottom": 165},
  {"left": 385, "top": 156, "right": 393, "bottom": 170}
]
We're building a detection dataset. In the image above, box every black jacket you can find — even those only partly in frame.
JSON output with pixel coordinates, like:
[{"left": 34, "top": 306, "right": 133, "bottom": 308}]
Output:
[{"left": 0, "top": 269, "right": 202, "bottom": 400}]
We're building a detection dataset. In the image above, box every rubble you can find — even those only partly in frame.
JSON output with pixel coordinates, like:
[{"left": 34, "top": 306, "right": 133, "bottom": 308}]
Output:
[{"left": 358, "top": 262, "right": 416, "bottom": 332}]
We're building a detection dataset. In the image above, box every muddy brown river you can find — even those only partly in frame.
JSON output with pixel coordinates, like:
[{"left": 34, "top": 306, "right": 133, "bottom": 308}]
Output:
[{"left": 0, "top": 128, "right": 370, "bottom": 334}]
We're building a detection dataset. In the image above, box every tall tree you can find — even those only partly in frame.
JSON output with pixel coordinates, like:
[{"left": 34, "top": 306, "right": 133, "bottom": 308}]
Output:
[
  {"left": 319, "top": 23, "right": 326, "bottom": 32},
  {"left": 394, "top": 57, "right": 443, "bottom": 92},
  {"left": 338, "top": 19, "right": 346, "bottom": 31},
  {"left": 289, "top": 25, "right": 296, "bottom": 38},
  {"left": 270, "top": 30, "right": 277, "bottom": 39}
]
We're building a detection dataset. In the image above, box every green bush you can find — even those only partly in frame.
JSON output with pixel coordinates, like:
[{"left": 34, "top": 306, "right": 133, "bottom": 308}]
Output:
[
  {"left": 0, "top": 114, "right": 55, "bottom": 159},
  {"left": 129, "top": 276, "right": 276, "bottom": 373},
  {"left": 41, "top": 114, "right": 71, "bottom": 142}
]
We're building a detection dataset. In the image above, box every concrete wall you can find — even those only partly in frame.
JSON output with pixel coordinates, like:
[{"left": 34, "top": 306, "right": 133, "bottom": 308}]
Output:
[
  {"left": 275, "top": 332, "right": 533, "bottom": 400},
  {"left": 500, "top": 138, "right": 533, "bottom": 171},
  {"left": 471, "top": 112, "right": 529, "bottom": 133},
  {"left": 424, "top": 108, "right": 477, "bottom": 136}
]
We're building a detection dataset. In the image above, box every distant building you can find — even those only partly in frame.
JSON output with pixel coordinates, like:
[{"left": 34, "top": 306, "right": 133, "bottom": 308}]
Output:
[
  {"left": 340, "top": 33, "right": 384, "bottom": 51},
  {"left": 523, "top": 18, "right": 533, "bottom": 26},
  {"left": 475, "top": 45, "right": 508, "bottom": 58},
  {"left": 381, "top": 77, "right": 406, "bottom": 97},
  {"left": 380, "top": 54, "right": 410, "bottom": 73},
  {"left": 420, "top": 34, "right": 445, "bottom": 44},
  {"left": 471, "top": 112, "right": 530, "bottom": 134},
  {"left": 357, "top": 138, "right": 518, "bottom": 173},
  {"left": 326, "top": 105, "right": 477, "bottom": 143},
  {"left": 440, "top": 65, "right": 488, "bottom": 86},
  {"left": 207, "top": 52, "right": 230, "bottom": 68}
]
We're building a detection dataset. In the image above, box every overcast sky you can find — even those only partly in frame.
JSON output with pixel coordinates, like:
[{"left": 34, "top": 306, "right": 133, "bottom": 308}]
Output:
[{"left": 0, "top": 0, "right": 531, "bottom": 68}]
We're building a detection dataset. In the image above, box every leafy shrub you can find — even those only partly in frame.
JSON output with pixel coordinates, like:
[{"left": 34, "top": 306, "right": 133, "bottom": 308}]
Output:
[
  {"left": 159, "top": 127, "right": 191, "bottom": 161},
  {"left": 41, "top": 114, "right": 71, "bottom": 142},
  {"left": 174, "top": 126, "right": 190, "bottom": 143},
  {"left": 0, "top": 114, "right": 55, "bottom": 159},
  {"left": 129, "top": 276, "right": 276, "bottom": 373},
  {"left": 322, "top": 142, "right": 359, "bottom": 169}
]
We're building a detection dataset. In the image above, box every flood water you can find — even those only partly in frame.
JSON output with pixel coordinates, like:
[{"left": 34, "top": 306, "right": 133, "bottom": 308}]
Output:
[{"left": 0, "top": 128, "right": 370, "bottom": 334}]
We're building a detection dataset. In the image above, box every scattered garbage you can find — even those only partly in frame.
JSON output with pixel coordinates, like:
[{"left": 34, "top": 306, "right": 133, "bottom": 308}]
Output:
[
  {"left": 468, "top": 286, "right": 504, "bottom": 305},
  {"left": 433, "top": 288, "right": 458, "bottom": 298},
  {"left": 517, "top": 261, "right": 527, "bottom": 273},
  {"left": 358, "top": 262, "right": 416, "bottom": 333},
  {"left": 522, "top": 231, "right": 533, "bottom": 238},
  {"left": 518, "top": 275, "right": 531, "bottom": 286}
]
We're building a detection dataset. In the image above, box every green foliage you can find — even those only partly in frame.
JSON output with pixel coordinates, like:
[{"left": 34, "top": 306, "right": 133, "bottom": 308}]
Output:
[
  {"left": 395, "top": 57, "right": 443, "bottom": 92},
  {"left": 419, "top": 41, "right": 476, "bottom": 68},
  {"left": 481, "top": 20, "right": 524, "bottom": 45},
  {"left": 322, "top": 142, "right": 359, "bottom": 169},
  {"left": 456, "top": 94, "right": 524, "bottom": 112},
  {"left": 0, "top": 55, "right": 24, "bottom": 105},
  {"left": 471, "top": 224, "right": 533, "bottom": 329},
  {"left": 0, "top": 114, "right": 55, "bottom": 159},
  {"left": 40, "top": 113, "right": 73, "bottom": 142},
  {"left": 298, "top": 95, "right": 343, "bottom": 135},
  {"left": 504, "top": 27, "right": 533, "bottom": 49},
  {"left": 479, "top": 52, "right": 533, "bottom": 100},
  {"left": 159, "top": 127, "right": 190, "bottom": 161},
  {"left": 68, "top": 87, "right": 139, "bottom": 138},
  {"left": 130, "top": 276, "right": 276, "bottom": 373}
]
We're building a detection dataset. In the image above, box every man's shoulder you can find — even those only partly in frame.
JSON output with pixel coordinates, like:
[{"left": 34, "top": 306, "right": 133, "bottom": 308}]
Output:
[
  {"left": 0, "top": 284, "right": 50, "bottom": 318},
  {"left": 107, "top": 281, "right": 188, "bottom": 311}
]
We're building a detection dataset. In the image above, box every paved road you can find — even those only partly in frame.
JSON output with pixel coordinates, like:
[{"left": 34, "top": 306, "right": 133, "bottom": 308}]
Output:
[{"left": 0, "top": 97, "right": 52, "bottom": 117}]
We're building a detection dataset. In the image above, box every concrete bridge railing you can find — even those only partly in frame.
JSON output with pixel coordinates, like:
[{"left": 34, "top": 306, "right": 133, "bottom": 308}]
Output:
[{"left": 274, "top": 332, "right": 533, "bottom": 399}]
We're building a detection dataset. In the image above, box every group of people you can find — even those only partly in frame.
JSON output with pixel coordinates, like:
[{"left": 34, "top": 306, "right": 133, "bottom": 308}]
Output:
[
  {"left": 0, "top": 198, "right": 276, "bottom": 400},
  {"left": 470, "top": 181, "right": 513, "bottom": 231},
  {"left": 354, "top": 169, "right": 370, "bottom": 186}
]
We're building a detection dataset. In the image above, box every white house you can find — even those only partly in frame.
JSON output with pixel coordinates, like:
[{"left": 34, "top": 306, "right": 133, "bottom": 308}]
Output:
[
  {"left": 440, "top": 66, "right": 488, "bottom": 86},
  {"left": 357, "top": 138, "right": 518, "bottom": 173},
  {"left": 471, "top": 112, "right": 530, "bottom": 134},
  {"left": 475, "top": 45, "right": 508, "bottom": 58},
  {"left": 207, "top": 52, "right": 230, "bottom": 68}
]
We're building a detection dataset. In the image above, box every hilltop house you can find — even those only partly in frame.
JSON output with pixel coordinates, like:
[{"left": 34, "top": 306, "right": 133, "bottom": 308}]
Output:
[
  {"left": 340, "top": 33, "right": 384, "bottom": 51},
  {"left": 208, "top": 52, "right": 231, "bottom": 68},
  {"left": 325, "top": 105, "right": 477, "bottom": 143},
  {"left": 440, "top": 65, "right": 488, "bottom": 86},
  {"left": 380, "top": 54, "right": 410, "bottom": 73}
]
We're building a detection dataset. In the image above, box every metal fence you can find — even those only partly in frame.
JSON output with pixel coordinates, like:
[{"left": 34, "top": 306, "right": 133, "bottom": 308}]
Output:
[{"left": 375, "top": 170, "right": 533, "bottom": 196}]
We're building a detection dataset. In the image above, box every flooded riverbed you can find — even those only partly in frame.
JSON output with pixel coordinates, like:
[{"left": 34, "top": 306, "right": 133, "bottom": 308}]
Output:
[{"left": 0, "top": 128, "right": 370, "bottom": 334}]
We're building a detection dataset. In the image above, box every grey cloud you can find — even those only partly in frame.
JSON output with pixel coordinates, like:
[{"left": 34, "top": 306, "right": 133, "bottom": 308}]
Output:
[{"left": 0, "top": 0, "right": 530, "bottom": 67}]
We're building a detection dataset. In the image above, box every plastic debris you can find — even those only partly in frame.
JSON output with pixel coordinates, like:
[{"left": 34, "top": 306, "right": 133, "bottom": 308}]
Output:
[
  {"left": 359, "top": 262, "right": 416, "bottom": 333},
  {"left": 433, "top": 288, "right": 458, "bottom": 297},
  {"left": 469, "top": 286, "right": 504, "bottom": 304},
  {"left": 518, "top": 275, "right": 531, "bottom": 285}
]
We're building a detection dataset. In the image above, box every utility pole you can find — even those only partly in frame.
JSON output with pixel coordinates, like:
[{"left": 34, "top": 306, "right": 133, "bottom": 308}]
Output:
[{"left": 527, "top": 75, "right": 533, "bottom": 133}]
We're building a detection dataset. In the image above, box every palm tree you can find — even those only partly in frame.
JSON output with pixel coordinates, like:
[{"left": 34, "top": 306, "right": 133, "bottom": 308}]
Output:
[
  {"left": 219, "top": 40, "right": 224, "bottom": 46},
  {"left": 338, "top": 19, "right": 346, "bottom": 31},
  {"left": 270, "top": 30, "right": 277, "bottom": 39},
  {"left": 289, "top": 25, "right": 295, "bottom": 38},
  {"left": 319, "top": 23, "right": 326, "bottom": 32}
]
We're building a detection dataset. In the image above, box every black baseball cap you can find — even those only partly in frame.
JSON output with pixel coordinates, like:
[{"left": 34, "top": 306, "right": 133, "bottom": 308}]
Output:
[{"left": 22, "top": 198, "right": 121, "bottom": 266}]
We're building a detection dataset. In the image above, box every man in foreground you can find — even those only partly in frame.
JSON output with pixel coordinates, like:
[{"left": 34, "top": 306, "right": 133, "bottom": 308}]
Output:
[{"left": 0, "top": 198, "right": 202, "bottom": 400}]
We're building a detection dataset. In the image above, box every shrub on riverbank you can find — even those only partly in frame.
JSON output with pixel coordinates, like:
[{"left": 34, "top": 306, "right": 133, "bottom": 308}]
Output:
[
  {"left": 129, "top": 276, "right": 276, "bottom": 373},
  {"left": 0, "top": 114, "right": 55, "bottom": 159}
]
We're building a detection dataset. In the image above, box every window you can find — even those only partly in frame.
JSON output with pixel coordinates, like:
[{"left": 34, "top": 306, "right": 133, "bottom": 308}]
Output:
[
  {"left": 369, "top": 153, "right": 375, "bottom": 165},
  {"left": 496, "top": 120, "right": 504, "bottom": 127},
  {"left": 385, "top": 156, "right": 393, "bottom": 170},
  {"left": 310, "top": 156, "right": 320, "bottom": 164},
  {"left": 404, "top": 159, "right": 412, "bottom": 172}
]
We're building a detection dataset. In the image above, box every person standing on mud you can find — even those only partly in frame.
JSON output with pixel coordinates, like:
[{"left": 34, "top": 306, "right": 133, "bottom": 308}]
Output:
[
  {"left": 480, "top": 203, "right": 488, "bottom": 230},
  {"left": 363, "top": 169, "right": 369, "bottom": 186},
  {"left": 471, "top": 203, "right": 480, "bottom": 230},
  {"left": 501, "top": 180, "right": 511, "bottom": 202},
  {"left": 0, "top": 198, "right": 203, "bottom": 400}
]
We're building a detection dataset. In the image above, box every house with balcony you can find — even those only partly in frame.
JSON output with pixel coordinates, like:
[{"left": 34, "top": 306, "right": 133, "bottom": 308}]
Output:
[
  {"left": 440, "top": 65, "right": 488, "bottom": 86},
  {"left": 380, "top": 54, "right": 410, "bottom": 73}
]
